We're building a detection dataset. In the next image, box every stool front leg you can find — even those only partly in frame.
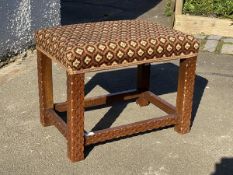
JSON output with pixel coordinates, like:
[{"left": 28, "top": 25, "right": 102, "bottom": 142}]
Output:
[
  {"left": 67, "top": 73, "right": 85, "bottom": 162},
  {"left": 37, "top": 50, "right": 54, "bottom": 126},
  {"left": 175, "top": 57, "right": 197, "bottom": 134}
]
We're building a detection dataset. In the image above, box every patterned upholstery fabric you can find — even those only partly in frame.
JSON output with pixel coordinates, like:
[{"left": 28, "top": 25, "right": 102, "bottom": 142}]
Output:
[{"left": 35, "top": 20, "right": 199, "bottom": 74}]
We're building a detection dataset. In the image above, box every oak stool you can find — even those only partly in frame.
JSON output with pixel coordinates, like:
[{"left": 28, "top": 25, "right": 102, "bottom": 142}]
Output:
[{"left": 35, "top": 20, "right": 199, "bottom": 162}]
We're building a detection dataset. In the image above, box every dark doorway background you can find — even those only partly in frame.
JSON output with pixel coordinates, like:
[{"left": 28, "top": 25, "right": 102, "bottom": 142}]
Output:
[{"left": 61, "top": 0, "right": 162, "bottom": 25}]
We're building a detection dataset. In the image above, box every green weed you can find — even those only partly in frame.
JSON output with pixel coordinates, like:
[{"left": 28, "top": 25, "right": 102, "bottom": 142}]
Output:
[{"left": 183, "top": 0, "right": 233, "bottom": 19}]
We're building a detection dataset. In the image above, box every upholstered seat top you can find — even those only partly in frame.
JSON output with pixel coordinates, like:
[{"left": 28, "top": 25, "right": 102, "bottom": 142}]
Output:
[{"left": 35, "top": 20, "right": 199, "bottom": 74}]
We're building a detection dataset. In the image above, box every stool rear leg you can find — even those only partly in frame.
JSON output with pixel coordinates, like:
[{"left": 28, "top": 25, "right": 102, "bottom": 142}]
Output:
[
  {"left": 67, "top": 73, "right": 85, "bottom": 162},
  {"left": 136, "top": 64, "right": 151, "bottom": 106},
  {"left": 37, "top": 50, "right": 53, "bottom": 126},
  {"left": 175, "top": 57, "right": 197, "bottom": 134}
]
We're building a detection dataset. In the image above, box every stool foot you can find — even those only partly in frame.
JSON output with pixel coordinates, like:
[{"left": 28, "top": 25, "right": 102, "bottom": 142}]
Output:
[
  {"left": 174, "top": 125, "right": 190, "bottom": 134},
  {"left": 136, "top": 97, "right": 150, "bottom": 107}
]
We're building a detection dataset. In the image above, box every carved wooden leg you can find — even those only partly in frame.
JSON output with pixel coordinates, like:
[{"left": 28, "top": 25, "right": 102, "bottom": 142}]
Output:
[
  {"left": 136, "top": 63, "right": 150, "bottom": 106},
  {"left": 67, "top": 73, "right": 85, "bottom": 162},
  {"left": 175, "top": 57, "right": 197, "bottom": 134},
  {"left": 37, "top": 50, "right": 53, "bottom": 126}
]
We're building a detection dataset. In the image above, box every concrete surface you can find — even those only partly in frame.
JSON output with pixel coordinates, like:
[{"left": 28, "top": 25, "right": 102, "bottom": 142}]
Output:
[{"left": 0, "top": 50, "right": 233, "bottom": 175}]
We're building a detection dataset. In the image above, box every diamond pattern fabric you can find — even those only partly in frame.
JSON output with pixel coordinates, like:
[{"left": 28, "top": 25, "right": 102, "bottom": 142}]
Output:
[{"left": 35, "top": 20, "right": 199, "bottom": 74}]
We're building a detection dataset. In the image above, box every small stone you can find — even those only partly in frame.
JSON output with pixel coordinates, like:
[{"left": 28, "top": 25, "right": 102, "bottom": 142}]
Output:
[
  {"left": 208, "top": 35, "right": 222, "bottom": 40},
  {"left": 194, "top": 34, "right": 206, "bottom": 40},
  {"left": 203, "top": 40, "right": 218, "bottom": 52},
  {"left": 222, "top": 38, "right": 233, "bottom": 43},
  {"left": 221, "top": 44, "right": 233, "bottom": 55}
]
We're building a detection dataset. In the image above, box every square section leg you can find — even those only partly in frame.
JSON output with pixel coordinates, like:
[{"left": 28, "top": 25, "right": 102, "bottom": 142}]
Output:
[
  {"left": 136, "top": 64, "right": 150, "bottom": 106},
  {"left": 37, "top": 50, "right": 54, "bottom": 126},
  {"left": 67, "top": 73, "right": 85, "bottom": 162},
  {"left": 175, "top": 57, "right": 197, "bottom": 134}
]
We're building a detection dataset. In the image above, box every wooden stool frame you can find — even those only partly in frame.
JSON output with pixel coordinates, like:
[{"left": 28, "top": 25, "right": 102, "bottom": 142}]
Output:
[{"left": 37, "top": 50, "right": 197, "bottom": 162}]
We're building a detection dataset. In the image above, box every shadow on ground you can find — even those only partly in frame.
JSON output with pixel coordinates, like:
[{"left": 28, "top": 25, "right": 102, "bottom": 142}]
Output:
[
  {"left": 61, "top": 0, "right": 162, "bottom": 25},
  {"left": 211, "top": 157, "right": 233, "bottom": 175},
  {"left": 73, "top": 62, "right": 207, "bottom": 157}
]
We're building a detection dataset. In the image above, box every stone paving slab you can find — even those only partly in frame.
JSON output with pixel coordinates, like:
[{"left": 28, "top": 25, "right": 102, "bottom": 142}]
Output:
[
  {"left": 221, "top": 44, "right": 233, "bottom": 55},
  {"left": 222, "top": 38, "right": 233, "bottom": 43},
  {"left": 197, "top": 34, "right": 233, "bottom": 55},
  {"left": 207, "top": 35, "right": 222, "bottom": 40},
  {"left": 203, "top": 40, "right": 219, "bottom": 52},
  {"left": 195, "top": 34, "right": 206, "bottom": 40}
]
